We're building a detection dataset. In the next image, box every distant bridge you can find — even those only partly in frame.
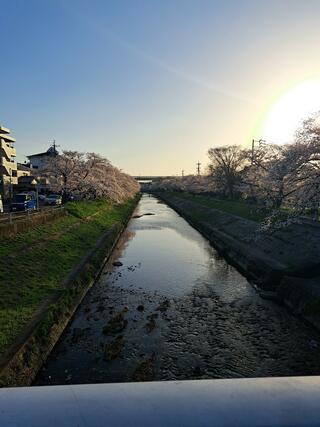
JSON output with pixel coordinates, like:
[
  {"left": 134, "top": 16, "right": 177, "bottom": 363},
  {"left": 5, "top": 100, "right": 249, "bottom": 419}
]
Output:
[{"left": 134, "top": 176, "right": 173, "bottom": 182}]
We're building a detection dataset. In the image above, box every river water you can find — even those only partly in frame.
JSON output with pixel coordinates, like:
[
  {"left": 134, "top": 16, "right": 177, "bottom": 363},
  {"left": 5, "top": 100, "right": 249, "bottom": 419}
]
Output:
[{"left": 35, "top": 194, "right": 320, "bottom": 385}]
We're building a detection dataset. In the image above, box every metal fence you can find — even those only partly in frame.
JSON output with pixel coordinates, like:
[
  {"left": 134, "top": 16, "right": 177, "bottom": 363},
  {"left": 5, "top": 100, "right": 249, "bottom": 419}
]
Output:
[{"left": 0, "top": 206, "right": 64, "bottom": 225}]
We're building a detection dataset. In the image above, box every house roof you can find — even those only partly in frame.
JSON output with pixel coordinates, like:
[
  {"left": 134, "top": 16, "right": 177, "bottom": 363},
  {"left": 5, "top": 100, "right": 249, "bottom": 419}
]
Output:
[
  {"left": 27, "top": 146, "right": 58, "bottom": 159},
  {"left": 17, "top": 163, "right": 31, "bottom": 171}
]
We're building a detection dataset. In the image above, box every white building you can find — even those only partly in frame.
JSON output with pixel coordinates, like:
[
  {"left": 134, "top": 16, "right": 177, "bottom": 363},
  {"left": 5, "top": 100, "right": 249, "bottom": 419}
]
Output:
[{"left": 27, "top": 144, "right": 58, "bottom": 170}]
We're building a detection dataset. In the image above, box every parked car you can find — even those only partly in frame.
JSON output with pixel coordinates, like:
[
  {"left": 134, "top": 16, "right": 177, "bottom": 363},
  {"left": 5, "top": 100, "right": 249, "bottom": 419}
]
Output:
[
  {"left": 45, "top": 194, "right": 62, "bottom": 206},
  {"left": 0, "top": 195, "right": 3, "bottom": 213},
  {"left": 10, "top": 193, "right": 36, "bottom": 212}
]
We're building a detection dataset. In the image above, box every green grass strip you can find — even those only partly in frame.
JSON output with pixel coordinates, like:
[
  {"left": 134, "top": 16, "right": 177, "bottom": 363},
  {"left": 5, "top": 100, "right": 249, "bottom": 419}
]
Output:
[
  {"left": 166, "top": 192, "right": 269, "bottom": 222},
  {"left": 0, "top": 198, "right": 135, "bottom": 355}
]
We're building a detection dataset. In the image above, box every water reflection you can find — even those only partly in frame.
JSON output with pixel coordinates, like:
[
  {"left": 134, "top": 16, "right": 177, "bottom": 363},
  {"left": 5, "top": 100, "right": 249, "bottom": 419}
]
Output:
[{"left": 106, "top": 194, "right": 250, "bottom": 299}]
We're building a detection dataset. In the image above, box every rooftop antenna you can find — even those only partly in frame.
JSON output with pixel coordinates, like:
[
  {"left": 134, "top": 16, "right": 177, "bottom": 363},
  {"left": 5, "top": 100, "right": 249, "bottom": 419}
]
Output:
[{"left": 51, "top": 139, "right": 60, "bottom": 155}]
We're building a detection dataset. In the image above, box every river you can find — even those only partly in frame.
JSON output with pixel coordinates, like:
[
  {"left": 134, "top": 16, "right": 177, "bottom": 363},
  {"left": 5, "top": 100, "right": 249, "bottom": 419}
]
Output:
[{"left": 35, "top": 194, "right": 320, "bottom": 385}]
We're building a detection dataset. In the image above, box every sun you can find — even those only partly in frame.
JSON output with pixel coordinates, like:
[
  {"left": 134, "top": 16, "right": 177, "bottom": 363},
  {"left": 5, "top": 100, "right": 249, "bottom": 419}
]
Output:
[{"left": 261, "top": 79, "right": 320, "bottom": 144}]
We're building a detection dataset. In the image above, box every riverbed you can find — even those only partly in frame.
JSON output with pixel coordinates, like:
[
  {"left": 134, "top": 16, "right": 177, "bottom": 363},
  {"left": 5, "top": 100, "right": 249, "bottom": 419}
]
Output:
[{"left": 35, "top": 194, "right": 320, "bottom": 385}]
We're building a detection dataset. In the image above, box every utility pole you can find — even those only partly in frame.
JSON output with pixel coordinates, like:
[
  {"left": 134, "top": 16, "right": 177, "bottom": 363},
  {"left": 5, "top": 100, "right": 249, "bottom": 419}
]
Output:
[
  {"left": 196, "top": 162, "right": 201, "bottom": 176},
  {"left": 251, "top": 139, "right": 255, "bottom": 165}
]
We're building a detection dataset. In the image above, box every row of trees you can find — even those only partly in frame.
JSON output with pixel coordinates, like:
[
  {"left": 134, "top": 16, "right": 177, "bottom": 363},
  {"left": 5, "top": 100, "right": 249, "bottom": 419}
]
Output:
[
  {"left": 151, "top": 113, "right": 320, "bottom": 215},
  {"left": 44, "top": 151, "right": 139, "bottom": 202}
]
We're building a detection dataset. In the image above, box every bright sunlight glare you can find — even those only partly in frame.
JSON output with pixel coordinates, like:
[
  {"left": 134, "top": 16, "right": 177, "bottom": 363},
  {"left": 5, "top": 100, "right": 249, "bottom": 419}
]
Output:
[{"left": 261, "top": 79, "right": 320, "bottom": 144}]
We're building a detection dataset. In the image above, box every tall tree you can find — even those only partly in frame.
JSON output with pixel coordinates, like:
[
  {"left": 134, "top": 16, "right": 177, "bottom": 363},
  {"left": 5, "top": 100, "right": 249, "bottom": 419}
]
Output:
[{"left": 207, "top": 145, "right": 246, "bottom": 199}]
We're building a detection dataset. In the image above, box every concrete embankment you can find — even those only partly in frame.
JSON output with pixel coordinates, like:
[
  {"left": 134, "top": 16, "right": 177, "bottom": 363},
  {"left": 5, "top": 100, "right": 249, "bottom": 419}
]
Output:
[
  {"left": 0, "top": 196, "right": 139, "bottom": 387},
  {"left": 156, "top": 192, "right": 320, "bottom": 330}
]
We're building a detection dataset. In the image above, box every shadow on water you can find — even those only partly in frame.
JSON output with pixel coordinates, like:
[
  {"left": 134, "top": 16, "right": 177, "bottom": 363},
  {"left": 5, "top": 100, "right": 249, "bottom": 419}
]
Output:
[{"left": 34, "top": 194, "right": 320, "bottom": 385}]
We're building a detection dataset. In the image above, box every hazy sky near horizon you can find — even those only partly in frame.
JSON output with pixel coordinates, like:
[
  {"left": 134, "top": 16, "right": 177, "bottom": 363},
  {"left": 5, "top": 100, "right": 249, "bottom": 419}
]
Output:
[{"left": 2, "top": 0, "right": 320, "bottom": 175}]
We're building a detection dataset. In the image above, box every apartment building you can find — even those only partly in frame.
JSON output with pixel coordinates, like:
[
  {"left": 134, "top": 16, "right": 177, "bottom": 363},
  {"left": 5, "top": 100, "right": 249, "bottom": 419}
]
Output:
[{"left": 0, "top": 125, "right": 17, "bottom": 199}]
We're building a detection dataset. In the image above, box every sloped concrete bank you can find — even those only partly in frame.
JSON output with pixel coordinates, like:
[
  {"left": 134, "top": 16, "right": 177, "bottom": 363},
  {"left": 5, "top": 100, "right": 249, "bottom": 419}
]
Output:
[
  {"left": 155, "top": 192, "right": 320, "bottom": 330},
  {"left": 0, "top": 197, "right": 139, "bottom": 387}
]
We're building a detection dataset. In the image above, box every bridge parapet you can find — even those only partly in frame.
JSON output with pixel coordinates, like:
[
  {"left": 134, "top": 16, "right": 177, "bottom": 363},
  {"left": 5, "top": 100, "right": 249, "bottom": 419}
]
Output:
[{"left": 1, "top": 377, "right": 320, "bottom": 426}]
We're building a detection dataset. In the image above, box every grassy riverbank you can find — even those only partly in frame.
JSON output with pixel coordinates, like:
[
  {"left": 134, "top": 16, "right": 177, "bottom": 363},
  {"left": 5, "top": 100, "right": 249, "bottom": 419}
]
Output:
[
  {"left": 0, "top": 197, "right": 137, "bottom": 358},
  {"left": 162, "top": 192, "right": 269, "bottom": 222},
  {"left": 157, "top": 191, "right": 320, "bottom": 282}
]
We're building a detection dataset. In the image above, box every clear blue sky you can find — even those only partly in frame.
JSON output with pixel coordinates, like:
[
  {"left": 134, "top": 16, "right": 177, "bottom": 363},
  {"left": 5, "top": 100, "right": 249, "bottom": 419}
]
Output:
[{"left": 1, "top": 0, "right": 320, "bottom": 175}]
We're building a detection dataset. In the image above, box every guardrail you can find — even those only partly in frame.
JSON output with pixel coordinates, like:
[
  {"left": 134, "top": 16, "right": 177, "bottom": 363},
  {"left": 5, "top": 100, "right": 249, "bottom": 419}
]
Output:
[
  {"left": 0, "top": 206, "right": 64, "bottom": 225},
  {"left": 0, "top": 377, "right": 320, "bottom": 426}
]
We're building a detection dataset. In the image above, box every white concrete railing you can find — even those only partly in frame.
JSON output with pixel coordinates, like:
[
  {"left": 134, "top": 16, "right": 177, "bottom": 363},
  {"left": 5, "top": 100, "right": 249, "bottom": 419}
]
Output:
[{"left": 0, "top": 377, "right": 320, "bottom": 426}]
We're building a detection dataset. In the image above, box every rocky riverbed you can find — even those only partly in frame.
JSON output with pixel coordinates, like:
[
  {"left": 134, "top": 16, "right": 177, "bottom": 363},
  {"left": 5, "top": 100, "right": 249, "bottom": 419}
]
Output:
[
  {"left": 35, "top": 271, "right": 320, "bottom": 384},
  {"left": 35, "top": 195, "right": 320, "bottom": 385}
]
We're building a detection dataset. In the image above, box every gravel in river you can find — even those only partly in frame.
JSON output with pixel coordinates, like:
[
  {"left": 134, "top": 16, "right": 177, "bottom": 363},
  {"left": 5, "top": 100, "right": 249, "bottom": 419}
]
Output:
[{"left": 34, "top": 195, "right": 320, "bottom": 385}]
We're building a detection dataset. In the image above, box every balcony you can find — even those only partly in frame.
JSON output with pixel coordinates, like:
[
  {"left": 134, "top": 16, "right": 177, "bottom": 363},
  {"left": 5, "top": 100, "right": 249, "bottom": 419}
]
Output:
[
  {"left": 0, "top": 126, "right": 10, "bottom": 135},
  {"left": 0, "top": 157, "right": 17, "bottom": 176},
  {"left": 2, "top": 174, "right": 18, "bottom": 185},
  {"left": 0, "top": 133, "right": 16, "bottom": 143},
  {"left": 0, "top": 140, "right": 16, "bottom": 160}
]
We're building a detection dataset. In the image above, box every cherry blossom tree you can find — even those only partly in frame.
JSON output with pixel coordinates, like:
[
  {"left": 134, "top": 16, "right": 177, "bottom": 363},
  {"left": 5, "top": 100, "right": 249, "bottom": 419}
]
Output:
[
  {"left": 44, "top": 151, "right": 139, "bottom": 202},
  {"left": 150, "top": 175, "right": 216, "bottom": 193}
]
